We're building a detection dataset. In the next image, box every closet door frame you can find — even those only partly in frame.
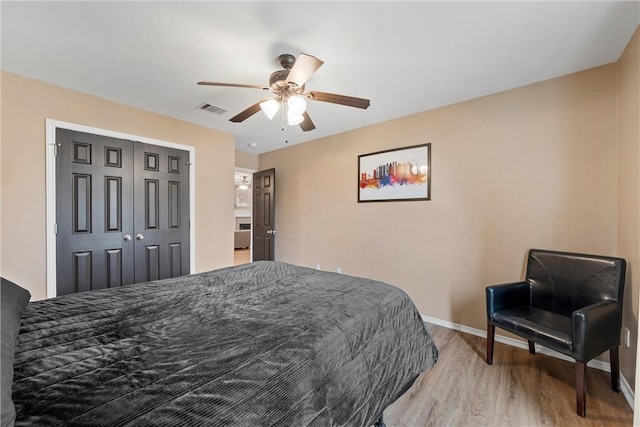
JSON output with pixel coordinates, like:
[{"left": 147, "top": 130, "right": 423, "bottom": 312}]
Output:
[{"left": 45, "top": 119, "right": 196, "bottom": 298}]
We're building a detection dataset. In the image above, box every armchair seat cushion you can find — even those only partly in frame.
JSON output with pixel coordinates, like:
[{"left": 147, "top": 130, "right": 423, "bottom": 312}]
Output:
[{"left": 492, "top": 306, "right": 572, "bottom": 354}]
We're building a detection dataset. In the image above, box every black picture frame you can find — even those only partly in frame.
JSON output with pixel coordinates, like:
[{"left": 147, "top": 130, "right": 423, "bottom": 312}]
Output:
[{"left": 358, "top": 143, "right": 431, "bottom": 202}]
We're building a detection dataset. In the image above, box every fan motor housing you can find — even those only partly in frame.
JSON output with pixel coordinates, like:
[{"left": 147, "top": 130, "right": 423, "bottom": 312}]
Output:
[
  {"left": 269, "top": 70, "right": 289, "bottom": 89},
  {"left": 269, "top": 70, "right": 304, "bottom": 95}
]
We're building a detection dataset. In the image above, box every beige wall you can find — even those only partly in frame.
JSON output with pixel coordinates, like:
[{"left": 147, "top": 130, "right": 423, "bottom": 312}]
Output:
[
  {"left": 1, "top": 71, "right": 236, "bottom": 301},
  {"left": 618, "top": 28, "right": 640, "bottom": 389},
  {"left": 235, "top": 149, "right": 259, "bottom": 171}
]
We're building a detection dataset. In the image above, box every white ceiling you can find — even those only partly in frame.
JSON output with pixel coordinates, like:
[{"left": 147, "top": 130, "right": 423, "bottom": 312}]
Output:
[{"left": 2, "top": 1, "right": 638, "bottom": 155}]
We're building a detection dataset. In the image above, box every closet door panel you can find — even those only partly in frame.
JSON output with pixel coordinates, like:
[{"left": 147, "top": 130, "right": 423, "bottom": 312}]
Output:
[
  {"left": 133, "top": 143, "right": 190, "bottom": 283},
  {"left": 56, "top": 129, "right": 134, "bottom": 296}
]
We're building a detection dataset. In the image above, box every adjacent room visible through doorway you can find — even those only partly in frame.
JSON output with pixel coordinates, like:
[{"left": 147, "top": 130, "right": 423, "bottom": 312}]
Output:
[
  {"left": 234, "top": 249, "right": 250, "bottom": 266},
  {"left": 234, "top": 168, "right": 255, "bottom": 265}
]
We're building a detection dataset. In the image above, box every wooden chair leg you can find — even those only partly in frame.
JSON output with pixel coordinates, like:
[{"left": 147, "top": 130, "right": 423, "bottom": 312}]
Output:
[
  {"left": 528, "top": 340, "right": 536, "bottom": 355},
  {"left": 576, "top": 361, "right": 587, "bottom": 417},
  {"left": 486, "top": 324, "right": 495, "bottom": 365},
  {"left": 610, "top": 346, "right": 620, "bottom": 392}
]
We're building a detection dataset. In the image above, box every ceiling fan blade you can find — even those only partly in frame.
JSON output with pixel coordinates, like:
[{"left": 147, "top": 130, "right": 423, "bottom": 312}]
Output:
[
  {"left": 299, "top": 111, "right": 316, "bottom": 132},
  {"left": 286, "top": 53, "right": 324, "bottom": 88},
  {"left": 307, "top": 91, "right": 370, "bottom": 109},
  {"left": 198, "top": 81, "right": 268, "bottom": 90},
  {"left": 229, "top": 102, "right": 264, "bottom": 123}
]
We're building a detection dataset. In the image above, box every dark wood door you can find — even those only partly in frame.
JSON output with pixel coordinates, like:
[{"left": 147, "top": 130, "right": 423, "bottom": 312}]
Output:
[
  {"left": 56, "top": 129, "right": 190, "bottom": 296},
  {"left": 133, "top": 142, "right": 190, "bottom": 282},
  {"left": 56, "top": 129, "right": 135, "bottom": 295},
  {"left": 252, "top": 168, "right": 276, "bottom": 261}
]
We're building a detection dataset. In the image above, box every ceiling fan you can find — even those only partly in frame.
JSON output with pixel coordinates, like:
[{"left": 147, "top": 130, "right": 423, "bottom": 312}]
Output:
[{"left": 198, "top": 53, "right": 370, "bottom": 132}]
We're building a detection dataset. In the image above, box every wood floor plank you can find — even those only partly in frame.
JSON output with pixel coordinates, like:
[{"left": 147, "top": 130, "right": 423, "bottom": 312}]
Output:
[
  {"left": 384, "top": 324, "right": 633, "bottom": 426},
  {"left": 234, "top": 248, "right": 250, "bottom": 265}
]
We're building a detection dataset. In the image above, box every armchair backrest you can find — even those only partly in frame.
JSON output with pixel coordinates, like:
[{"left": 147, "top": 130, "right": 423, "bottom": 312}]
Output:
[{"left": 526, "top": 249, "right": 626, "bottom": 317}]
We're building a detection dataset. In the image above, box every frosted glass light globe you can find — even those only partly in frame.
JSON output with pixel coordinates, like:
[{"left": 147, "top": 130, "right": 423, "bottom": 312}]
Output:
[
  {"left": 260, "top": 99, "right": 280, "bottom": 120},
  {"left": 287, "top": 96, "right": 307, "bottom": 115}
]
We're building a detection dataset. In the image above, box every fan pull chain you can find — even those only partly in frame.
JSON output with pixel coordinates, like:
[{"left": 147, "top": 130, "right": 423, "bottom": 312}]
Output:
[{"left": 281, "top": 103, "right": 288, "bottom": 144}]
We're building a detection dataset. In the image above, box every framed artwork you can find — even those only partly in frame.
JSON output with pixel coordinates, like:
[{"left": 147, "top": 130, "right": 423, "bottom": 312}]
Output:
[
  {"left": 358, "top": 143, "right": 431, "bottom": 202},
  {"left": 235, "top": 185, "right": 251, "bottom": 208}
]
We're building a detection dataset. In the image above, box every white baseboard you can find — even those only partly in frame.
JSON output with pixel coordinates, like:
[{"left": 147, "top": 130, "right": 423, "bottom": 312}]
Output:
[{"left": 421, "top": 314, "right": 634, "bottom": 410}]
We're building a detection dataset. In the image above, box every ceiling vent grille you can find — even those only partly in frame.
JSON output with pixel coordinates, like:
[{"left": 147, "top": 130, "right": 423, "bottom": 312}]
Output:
[{"left": 197, "top": 102, "right": 228, "bottom": 115}]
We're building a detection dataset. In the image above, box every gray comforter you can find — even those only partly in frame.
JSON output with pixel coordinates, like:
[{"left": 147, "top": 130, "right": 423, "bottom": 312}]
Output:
[{"left": 12, "top": 261, "right": 438, "bottom": 426}]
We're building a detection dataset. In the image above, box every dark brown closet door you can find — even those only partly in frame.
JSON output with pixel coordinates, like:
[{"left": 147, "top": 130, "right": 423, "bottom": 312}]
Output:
[
  {"left": 56, "top": 129, "right": 190, "bottom": 296},
  {"left": 133, "top": 142, "right": 190, "bottom": 282},
  {"left": 252, "top": 168, "right": 275, "bottom": 261},
  {"left": 56, "top": 129, "right": 135, "bottom": 295}
]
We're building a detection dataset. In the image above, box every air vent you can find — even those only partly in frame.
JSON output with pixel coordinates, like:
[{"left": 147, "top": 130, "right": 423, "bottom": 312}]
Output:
[{"left": 196, "top": 102, "right": 228, "bottom": 115}]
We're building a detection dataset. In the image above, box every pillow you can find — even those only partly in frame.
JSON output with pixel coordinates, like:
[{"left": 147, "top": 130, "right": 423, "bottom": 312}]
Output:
[{"left": 1, "top": 278, "right": 31, "bottom": 427}]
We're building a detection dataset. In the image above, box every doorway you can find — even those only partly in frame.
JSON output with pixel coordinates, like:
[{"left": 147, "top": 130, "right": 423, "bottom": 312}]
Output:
[
  {"left": 252, "top": 168, "right": 276, "bottom": 261},
  {"left": 46, "top": 119, "right": 196, "bottom": 298},
  {"left": 234, "top": 168, "right": 255, "bottom": 265}
]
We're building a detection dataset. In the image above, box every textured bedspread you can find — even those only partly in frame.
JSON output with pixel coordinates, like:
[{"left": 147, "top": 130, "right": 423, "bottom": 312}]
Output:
[{"left": 12, "top": 261, "right": 438, "bottom": 426}]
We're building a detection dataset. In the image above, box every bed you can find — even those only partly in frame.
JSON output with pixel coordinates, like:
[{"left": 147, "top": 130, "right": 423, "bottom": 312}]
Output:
[{"left": 2, "top": 261, "right": 438, "bottom": 426}]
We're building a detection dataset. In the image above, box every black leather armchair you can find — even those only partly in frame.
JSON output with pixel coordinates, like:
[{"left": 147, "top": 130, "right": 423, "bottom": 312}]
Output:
[{"left": 486, "top": 249, "right": 626, "bottom": 417}]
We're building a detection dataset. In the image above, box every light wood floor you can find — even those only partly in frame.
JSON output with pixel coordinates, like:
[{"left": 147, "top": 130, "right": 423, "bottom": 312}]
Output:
[
  {"left": 234, "top": 248, "right": 251, "bottom": 266},
  {"left": 384, "top": 324, "right": 633, "bottom": 426}
]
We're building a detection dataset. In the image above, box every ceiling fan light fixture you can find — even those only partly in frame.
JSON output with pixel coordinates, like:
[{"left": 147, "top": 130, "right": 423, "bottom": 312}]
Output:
[
  {"left": 260, "top": 99, "right": 280, "bottom": 120},
  {"left": 239, "top": 176, "right": 250, "bottom": 190},
  {"left": 287, "top": 111, "right": 304, "bottom": 126},
  {"left": 198, "top": 52, "right": 370, "bottom": 134},
  {"left": 287, "top": 95, "right": 307, "bottom": 115}
]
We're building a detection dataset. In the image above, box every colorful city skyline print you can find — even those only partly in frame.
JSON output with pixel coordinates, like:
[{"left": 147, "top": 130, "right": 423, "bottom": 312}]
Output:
[{"left": 358, "top": 143, "right": 431, "bottom": 202}]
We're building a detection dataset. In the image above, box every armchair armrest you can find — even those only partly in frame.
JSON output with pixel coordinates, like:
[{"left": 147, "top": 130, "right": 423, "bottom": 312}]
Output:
[
  {"left": 486, "top": 281, "right": 531, "bottom": 321},
  {"left": 572, "top": 300, "right": 621, "bottom": 362}
]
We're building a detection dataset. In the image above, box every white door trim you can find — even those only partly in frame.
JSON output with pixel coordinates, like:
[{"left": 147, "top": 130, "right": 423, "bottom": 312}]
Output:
[{"left": 45, "top": 119, "right": 196, "bottom": 298}]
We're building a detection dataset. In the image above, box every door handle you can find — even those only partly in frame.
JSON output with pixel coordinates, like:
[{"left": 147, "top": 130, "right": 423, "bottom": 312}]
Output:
[
  {"left": 136, "top": 234, "right": 144, "bottom": 240},
  {"left": 267, "top": 230, "right": 272, "bottom": 234},
  {"left": 123, "top": 234, "right": 132, "bottom": 241}
]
